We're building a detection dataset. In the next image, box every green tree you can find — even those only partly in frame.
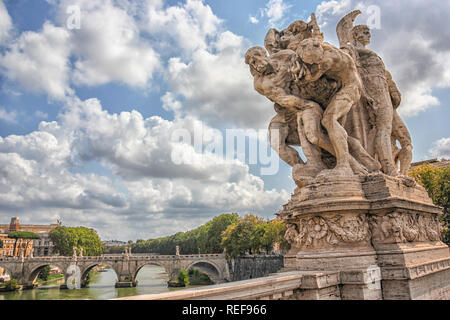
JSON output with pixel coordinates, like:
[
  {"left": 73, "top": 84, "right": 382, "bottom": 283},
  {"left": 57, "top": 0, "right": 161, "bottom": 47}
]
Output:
[
  {"left": 204, "top": 213, "right": 239, "bottom": 253},
  {"left": 177, "top": 269, "right": 189, "bottom": 285},
  {"left": 130, "top": 213, "right": 239, "bottom": 255},
  {"left": 261, "top": 219, "right": 290, "bottom": 253},
  {"left": 221, "top": 214, "right": 264, "bottom": 258},
  {"left": 5, "top": 279, "right": 18, "bottom": 291},
  {"left": 250, "top": 222, "right": 266, "bottom": 253},
  {"left": 49, "top": 226, "right": 103, "bottom": 256},
  {"left": 410, "top": 164, "right": 450, "bottom": 245},
  {"left": 38, "top": 266, "right": 51, "bottom": 281},
  {"left": 0, "top": 239, "right": 3, "bottom": 249},
  {"left": 8, "top": 231, "right": 40, "bottom": 256},
  {"left": 221, "top": 215, "right": 290, "bottom": 258},
  {"left": 76, "top": 227, "right": 103, "bottom": 256}
]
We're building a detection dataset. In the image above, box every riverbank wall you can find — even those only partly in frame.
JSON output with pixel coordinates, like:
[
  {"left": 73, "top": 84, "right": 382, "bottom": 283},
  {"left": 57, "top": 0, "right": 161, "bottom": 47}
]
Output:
[{"left": 227, "top": 254, "right": 284, "bottom": 281}]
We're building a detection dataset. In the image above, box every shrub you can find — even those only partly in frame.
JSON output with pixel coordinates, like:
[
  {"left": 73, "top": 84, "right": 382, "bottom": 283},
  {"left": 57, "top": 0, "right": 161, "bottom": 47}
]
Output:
[
  {"left": 6, "top": 279, "right": 18, "bottom": 291},
  {"left": 177, "top": 269, "right": 189, "bottom": 285}
]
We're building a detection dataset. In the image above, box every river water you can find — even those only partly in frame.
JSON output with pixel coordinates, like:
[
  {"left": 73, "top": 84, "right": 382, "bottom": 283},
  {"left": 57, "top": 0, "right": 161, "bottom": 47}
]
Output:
[{"left": 0, "top": 265, "right": 197, "bottom": 300}]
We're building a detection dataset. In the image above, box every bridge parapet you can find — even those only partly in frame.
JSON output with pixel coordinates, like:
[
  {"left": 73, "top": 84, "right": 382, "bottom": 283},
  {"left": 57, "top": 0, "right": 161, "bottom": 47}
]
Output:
[{"left": 112, "top": 271, "right": 311, "bottom": 300}]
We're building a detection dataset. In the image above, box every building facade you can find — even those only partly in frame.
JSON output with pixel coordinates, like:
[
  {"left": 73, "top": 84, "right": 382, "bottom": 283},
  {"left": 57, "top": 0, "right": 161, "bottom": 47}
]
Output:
[
  {"left": 0, "top": 232, "right": 34, "bottom": 257},
  {"left": 0, "top": 217, "right": 61, "bottom": 257},
  {"left": 103, "top": 240, "right": 127, "bottom": 247}
]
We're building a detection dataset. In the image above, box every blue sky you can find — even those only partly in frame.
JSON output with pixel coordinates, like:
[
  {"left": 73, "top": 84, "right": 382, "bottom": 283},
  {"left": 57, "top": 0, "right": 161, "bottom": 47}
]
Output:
[{"left": 0, "top": 0, "right": 449, "bottom": 240}]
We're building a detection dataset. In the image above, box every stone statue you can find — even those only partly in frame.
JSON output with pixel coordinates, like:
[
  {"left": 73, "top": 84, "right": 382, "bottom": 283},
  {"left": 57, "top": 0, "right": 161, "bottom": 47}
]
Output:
[
  {"left": 246, "top": 11, "right": 412, "bottom": 186},
  {"left": 246, "top": 14, "right": 380, "bottom": 185},
  {"left": 296, "top": 37, "right": 364, "bottom": 175},
  {"left": 245, "top": 46, "right": 331, "bottom": 181},
  {"left": 245, "top": 11, "right": 449, "bottom": 300},
  {"left": 337, "top": 10, "right": 413, "bottom": 177}
]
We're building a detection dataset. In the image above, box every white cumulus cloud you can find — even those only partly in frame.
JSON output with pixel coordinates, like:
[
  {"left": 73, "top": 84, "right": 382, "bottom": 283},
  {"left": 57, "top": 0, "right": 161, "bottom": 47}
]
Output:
[
  {"left": 0, "top": 97, "right": 288, "bottom": 239},
  {"left": 0, "top": 108, "right": 17, "bottom": 123},
  {"left": 0, "top": 22, "right": 72, "bottom": 100},
  {"left": 430, "top": 138, "right": 450, "bottom": 159},
  {"left": 0, "top": 0, "right": 12, "bottom": 45}
]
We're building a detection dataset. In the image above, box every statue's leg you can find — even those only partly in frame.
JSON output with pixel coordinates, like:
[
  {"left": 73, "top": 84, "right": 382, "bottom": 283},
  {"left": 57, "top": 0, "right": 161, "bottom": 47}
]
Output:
[
  {"left": 269, "top": 118, "right": 304, "bottom": 166},
  {"left": 302, "top": 104, "right": 371, "bottom": 175},
  {"left": 321, "top": 87, "right": 356, "bottom": 172},
  {"left": 392, "top": 109, "right": 412, "bottom": 175},
  {"left": 299, "top": 107, "right": 328, "bottom": 171},
  {"left": 375, "top": 100, "right": 396, "bottom": 176},
  {"left": 292, "top": 110, "right": 326, "bottom": 187},
  {"left": 347, "top": 136, "right": 382, "bottom": 171}
]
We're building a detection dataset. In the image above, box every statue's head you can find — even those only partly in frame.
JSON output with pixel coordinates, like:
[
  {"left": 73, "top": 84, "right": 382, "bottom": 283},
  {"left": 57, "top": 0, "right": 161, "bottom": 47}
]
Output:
[
  {"left": 352, "top": 25, "right": 371, "bottom": 46},
  {"left": 286, "top": 20, "right": 309, "bottom": 34},
  {"left": 245, "top": 46, "right": 269, "bottom": 74},
  {"left": 297, "top": 38, "right": 324, "bottom": 64}
]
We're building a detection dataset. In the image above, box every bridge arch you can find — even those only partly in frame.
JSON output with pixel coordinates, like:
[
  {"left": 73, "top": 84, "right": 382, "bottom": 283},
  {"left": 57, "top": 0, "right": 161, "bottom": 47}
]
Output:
[
  {"left": 27, "top": 262, "right": 67, "bottom": 285},
  {"left": 186, "top": 260, "right": 222, "bottom": 283},
  {"left": 133, "top": 262, "right": 172, "bottom": 282},
  {"left": 78, "top": 261, "right": 118, "bottom": 287},
  {"left": 0, "top": 263, "right": 13, "bottom": 279}
]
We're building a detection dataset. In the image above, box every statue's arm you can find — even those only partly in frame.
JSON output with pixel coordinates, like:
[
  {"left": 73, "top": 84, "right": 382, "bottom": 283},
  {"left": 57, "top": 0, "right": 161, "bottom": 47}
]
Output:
[
  {"left": 304, "top": 65, "right": 325, "bottom": 82},
  {"left": 258, "top": 85, "right": 312, "bottom": 111},
  {"left": 254, "top": 70, "right": 314, "bottom": 111},
  {"left": 386, "top": 70, "right": 402, "bottom": 109},
  {"left": 272, "top": 93, "right": 316, "bottom": 111}
]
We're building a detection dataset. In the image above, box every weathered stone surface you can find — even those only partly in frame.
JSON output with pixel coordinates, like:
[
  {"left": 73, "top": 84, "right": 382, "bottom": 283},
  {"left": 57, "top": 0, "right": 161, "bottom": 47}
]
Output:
[
  {"left": 227, "top": 255, "right": 284, "bottom": 281},
  {"left": 245, "top": 9, "right": 449, "bottom": 300}
]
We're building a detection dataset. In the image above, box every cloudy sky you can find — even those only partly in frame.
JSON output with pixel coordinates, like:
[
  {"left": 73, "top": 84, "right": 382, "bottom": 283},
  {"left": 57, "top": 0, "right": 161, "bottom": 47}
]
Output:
[{"left": 0, "top": 0, "right": 448, "bottom": 241}]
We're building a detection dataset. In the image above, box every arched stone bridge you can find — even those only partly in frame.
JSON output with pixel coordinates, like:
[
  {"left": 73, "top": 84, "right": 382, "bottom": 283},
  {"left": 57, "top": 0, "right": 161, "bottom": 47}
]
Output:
[{"left": 0, "top": 254, "right": 229, "bottom": 289}]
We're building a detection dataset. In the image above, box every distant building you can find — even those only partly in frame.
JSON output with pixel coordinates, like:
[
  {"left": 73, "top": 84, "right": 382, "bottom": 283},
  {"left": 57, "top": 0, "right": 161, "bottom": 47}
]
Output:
[
  {"left": 0, "top": 217, "right": 61, "bottom": 257},
  {"left": 103, "top": 240, "right": 127, "bottom": 247},
  {"left": 0, "top": 232, "right": 33, "bottom": 257}
]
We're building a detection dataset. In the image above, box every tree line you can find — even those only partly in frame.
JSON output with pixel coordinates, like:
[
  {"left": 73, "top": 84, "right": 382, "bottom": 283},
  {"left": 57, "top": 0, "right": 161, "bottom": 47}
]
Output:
[{"left": 114, "top": 213, "right": 289, "bottom": 258}]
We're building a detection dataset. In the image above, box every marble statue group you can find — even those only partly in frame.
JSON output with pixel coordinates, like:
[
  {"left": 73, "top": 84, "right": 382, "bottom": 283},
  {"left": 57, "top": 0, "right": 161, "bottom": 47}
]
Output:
[
  {"left": 246, "top": 11, "right": 413, "bottom": 187},
  {"left": 244, "top": 11, "right": 450, "bottom": 300}
]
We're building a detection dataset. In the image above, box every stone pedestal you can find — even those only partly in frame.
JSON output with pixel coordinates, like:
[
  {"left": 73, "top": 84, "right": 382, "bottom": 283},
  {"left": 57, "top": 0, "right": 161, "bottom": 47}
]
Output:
[{"left": 279, "top": 173, "right": 450, "bottom": 300}]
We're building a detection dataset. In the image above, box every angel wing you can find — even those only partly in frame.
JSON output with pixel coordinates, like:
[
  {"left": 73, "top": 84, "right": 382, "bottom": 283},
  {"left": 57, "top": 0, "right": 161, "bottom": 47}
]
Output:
[{"left": 336, "top": 10, "right": 361, "bottom": 47}]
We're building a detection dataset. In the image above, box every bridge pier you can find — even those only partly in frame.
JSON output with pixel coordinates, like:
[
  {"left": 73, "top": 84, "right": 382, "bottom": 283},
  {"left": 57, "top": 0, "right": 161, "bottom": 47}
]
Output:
[
  {"left": 115, "top": 280, "right": 137, "bottom": 288},
  {"left": 115, "top": 272, "right": 137, "bottom": 288}
]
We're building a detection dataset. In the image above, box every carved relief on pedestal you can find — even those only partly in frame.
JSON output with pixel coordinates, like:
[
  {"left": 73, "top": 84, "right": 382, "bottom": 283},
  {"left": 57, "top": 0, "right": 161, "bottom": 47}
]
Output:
[
  {"left": 327, "top": 214, "right": 371, "bottom": 244},
  {"left": 369, "top": 212, "right": 442, "bottom": 244},
  {"left": 286, "top": 211, "right": 443, "bottom": 249},
  {"left": 285, "top": 213, "right": 370, "bottom": 249}
]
